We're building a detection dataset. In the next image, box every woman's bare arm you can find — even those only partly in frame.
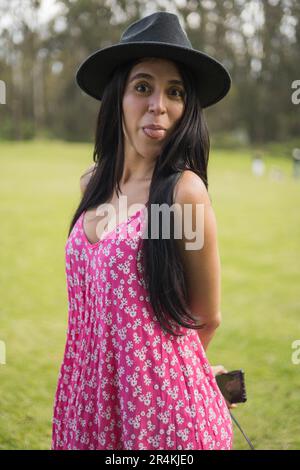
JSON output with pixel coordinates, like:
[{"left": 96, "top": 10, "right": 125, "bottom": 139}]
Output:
[{"left": 174, "top": 170, "right": 222, "bottom": 352}]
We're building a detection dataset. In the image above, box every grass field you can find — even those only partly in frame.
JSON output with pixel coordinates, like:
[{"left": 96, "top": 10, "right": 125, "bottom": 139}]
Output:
[{"left": 0, "top": 139, "right": 299, "bottom": 450}]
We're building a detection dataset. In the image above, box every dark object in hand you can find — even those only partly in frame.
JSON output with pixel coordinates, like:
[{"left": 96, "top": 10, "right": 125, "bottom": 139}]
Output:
[{"left": 215, "top": 369, "right": 247, "bottom": 404}]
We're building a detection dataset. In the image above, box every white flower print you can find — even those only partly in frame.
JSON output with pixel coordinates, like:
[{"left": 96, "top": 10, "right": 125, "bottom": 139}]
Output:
[
  {"left": 141, "top": 307, "right": 150, "bottom": 319},
  {"left": 212, "top": 424, "right": 218, "bottom": 436},
  {"left": 116, "top": 366, "right": 126, "bottom": 377},
  {"left": 148, "top": 434, "right": 160, "bottom": 448},
  {"left": 161, "top": 378, "right": 170, "bottom": 391},
  {"left": 143, "top": 374, "right": 152, "bottom": 386},
  {"left": 127, "top": 401, "right": 136, "bottom": 412},
  {"left": 167, "top": 385, "right": 179, "bottom": 400},
  {"left": 188, "top": 404, "right": 197, "bottom": 419},
  {"left": 142, "top": 359, "right": 152, "bottom": 371},
  {"left": 153, "top": 363, "right": 166, "bottom": 378},
  {"left": 126, "top": 371, "right": 139, "bottom": 387},
  {"left": 138, "top": 391, "right": 152, "bottom": 406},
  {"left": 117, "top": 259, "right": 131, "bottom": 274},
  {"left": 132, "top": 318, "right": 142, "bottom": 329},
  {"left": 103, "top": 311, "right": 113, "bottom": 326},
  {"left": 170, "top": 355, "right": 179, "bottom": 367},
  {"left": 102, "top": 391, "right": 111, "bottom": 402},
  {"left": 133, "top": 385, "right": 142, "bottom": 397},
  {"left": 104, "top": 282, "right": 112, "bottom": 293},
  {"left": 177, "top": 428, "right": 190, "bottom": 442},
  {"left": 114, "top": 284, "right": 124, "bottom": 299},
  {"left": 124, "top": 341, "right": 133, "bottom": 353},
  {"left": 152, "top": 335, "right": 161, "bottom": 347},
  {"left": 146, "top": 407, "right": 156, "bottom": 418},
  {"left": 133, "top": 332, "right": 141, "bottom": 344},
  {"left": 134, "top": 346, "right": 147, "bottom": 361},
  {"left": 166, "top": 436, "right": 175, "bottom": 447},
  {"left": 147, "top": 420, "right": 156, "bottom": 432},
  {"left": 125, "top": 355, "right": 134, "bottom": 367},
  {"left": 128, "top": 287, "right": 137, "bottom": 298},
  {"left": 183, "top": 364, "right": 194, "bottom": 377},
  {"left": 175, "top": 400, "right": 184, "bottom": 411},
  {"left": 156, "top": 396, "right": 165, "bottom": 408},
  {"left": 163, "top": 340, "right": 173, "bottom": 354},
  {"left": 127, "top": 238, "right": 139, "bottom": 250},
  {"left": 175, "top": 413, "right": 184, "bottom": 425},
  {"left": 104, "top": 407, "right": 112, "bottom": 420},
  {"left": 138, "top": 429, "right": 147, "bottom": 441},
  {"left": 108, "top": 255, "right": 117, "bottom": 267},
  {"left": 143, "top": 322, "right": 155, "bottom": 335},
  {"left": 117, "top": 327, "right": 127, "bottom": 341},
  {"left": 157, "top": 410, "right": 170, "bottom": 424},
  {"left": 116, "top": 298, "right": 125, "bottom": 310},
  {"left": 110, "top": 270, "right": 118, "bottom": 280},
  {"left": 209, "top": 407, "right": 217, "bottom": 422},
  {"left": 127, "top": 273, "right": 136, "bottom": 285},
  {"left": 115, "top": 248, "right": 124, "bottom": 259},
  {"left": 170, "top": 368, "right": 178, "bottom": 380},
  {"left": 109, "top": 325, "right": 117, "bottom": 336},
  {"left": 52, "top": 210, "right": 233, "bottom": 450},
  {"left": 125, "top": 304, "right": 137, "bottom": 317},
  {"left": 128, "top": 414, "right": 141, "bottom": 429}
]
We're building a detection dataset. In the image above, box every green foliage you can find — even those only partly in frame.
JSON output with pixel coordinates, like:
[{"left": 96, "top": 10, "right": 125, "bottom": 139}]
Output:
[
  {"left": 210, "top": 134, "right": 300, "bottom": 159},
  {"left": 0, "top": 0, "right": 299, "bottom": 143},
  {"left": 0, "top": 140, "right": 299, "bottom": 449}
]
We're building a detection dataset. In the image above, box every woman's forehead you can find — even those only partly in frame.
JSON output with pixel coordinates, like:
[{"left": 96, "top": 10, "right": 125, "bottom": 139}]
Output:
[{"left": 129, "top": 57, "right": 182, "bottom": 78}]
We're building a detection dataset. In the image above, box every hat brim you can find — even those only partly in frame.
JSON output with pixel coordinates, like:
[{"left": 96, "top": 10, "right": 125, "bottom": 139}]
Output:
[{"left": 76, "top": 42, "right": 231, "bottom": 108}]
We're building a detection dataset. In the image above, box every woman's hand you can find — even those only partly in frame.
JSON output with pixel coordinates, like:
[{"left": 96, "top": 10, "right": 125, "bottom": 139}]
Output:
[{"left": 211, "top": 364, "right": 238, "bottom": 410}]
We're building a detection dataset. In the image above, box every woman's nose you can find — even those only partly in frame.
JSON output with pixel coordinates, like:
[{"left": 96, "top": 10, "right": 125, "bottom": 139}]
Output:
[{"left": 148, "top": 90, "right": 167, "bottom": 114}]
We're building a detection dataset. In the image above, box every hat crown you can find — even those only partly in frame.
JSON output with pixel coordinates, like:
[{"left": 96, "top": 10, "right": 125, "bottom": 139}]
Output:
[{"left": 120, "top": 11, "right": 192, "bottom": 49}]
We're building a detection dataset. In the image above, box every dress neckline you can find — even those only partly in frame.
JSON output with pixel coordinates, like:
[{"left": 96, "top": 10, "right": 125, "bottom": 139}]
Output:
[{"left": 81, "top": 202, "right": 148, "bottom": 248}]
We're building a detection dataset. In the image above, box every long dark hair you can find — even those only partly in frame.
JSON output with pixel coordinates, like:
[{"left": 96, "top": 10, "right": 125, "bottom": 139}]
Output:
[{"left": 68, "top": 57, "right": 211, "bottom": 337}]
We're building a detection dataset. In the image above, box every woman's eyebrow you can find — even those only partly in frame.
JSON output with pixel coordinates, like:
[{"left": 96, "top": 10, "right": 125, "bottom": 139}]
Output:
[{"left": 129, "top": 72, "right": 184, "bottom": 86}]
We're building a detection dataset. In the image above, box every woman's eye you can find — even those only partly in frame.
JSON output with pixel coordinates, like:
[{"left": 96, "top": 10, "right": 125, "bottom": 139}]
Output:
[
  {"left": 171, "top": 88, "right": 185, "bottom": 98},
  {"left": 135, "top": 83, "right": 149, "bottom": 93},
  {"left": 135, "top": 83, "right": 185, "bottom": 99}
]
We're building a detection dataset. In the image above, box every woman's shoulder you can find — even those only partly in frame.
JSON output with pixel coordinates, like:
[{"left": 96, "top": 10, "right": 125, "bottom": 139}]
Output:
[
  {"left": 173, "top": 169, "right": 211, "bottom": 207},
  {"left": 80, "top": 163, "right": 97, "bottom": 194}
]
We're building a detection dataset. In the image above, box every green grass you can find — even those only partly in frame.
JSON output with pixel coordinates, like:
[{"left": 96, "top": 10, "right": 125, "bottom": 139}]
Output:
[{"left": 0, "top": 139, "right": 299, "bottom": 449}]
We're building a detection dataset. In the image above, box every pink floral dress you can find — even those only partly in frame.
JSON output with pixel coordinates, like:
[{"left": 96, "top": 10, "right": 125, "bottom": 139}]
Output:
[{"left": 51, "top": 205, "right": 233, "bottom": 450}]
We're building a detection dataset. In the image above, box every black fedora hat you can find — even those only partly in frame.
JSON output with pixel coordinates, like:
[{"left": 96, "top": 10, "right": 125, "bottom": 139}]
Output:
[{"left": 76, "top": 11, "right": 231, "bottom": 108}]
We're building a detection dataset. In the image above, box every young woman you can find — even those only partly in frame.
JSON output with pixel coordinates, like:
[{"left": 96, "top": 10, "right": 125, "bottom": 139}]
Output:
[{"left": 51, "top": 11, "right": 235, "bottom": 451}]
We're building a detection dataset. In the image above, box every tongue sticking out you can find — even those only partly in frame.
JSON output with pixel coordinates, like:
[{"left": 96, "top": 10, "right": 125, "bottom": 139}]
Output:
[{"left": 143, "top": 127, "right": 166, "bottom": 139}]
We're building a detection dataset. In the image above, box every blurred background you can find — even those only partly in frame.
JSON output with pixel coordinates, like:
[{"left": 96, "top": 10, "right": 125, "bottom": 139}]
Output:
[{"left": 0, "top": 0, "right": 299, "bottom": 450}]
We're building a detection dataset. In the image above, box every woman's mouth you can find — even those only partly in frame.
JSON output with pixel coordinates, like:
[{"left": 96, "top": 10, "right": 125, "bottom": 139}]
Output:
[{"left": 142, "top": 127, "right": 166, "bottom": 139}]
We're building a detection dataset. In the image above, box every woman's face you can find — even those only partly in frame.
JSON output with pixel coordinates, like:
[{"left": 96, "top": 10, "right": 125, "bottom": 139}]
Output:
[{"left": 122, "top": 57, "right": 186, "bottom": 158}]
